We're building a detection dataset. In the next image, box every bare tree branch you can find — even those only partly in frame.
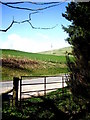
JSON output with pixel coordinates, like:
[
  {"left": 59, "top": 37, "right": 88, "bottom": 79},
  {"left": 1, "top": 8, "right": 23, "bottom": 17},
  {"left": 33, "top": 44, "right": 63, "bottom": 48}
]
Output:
[
  {"left": 0, "top": 12, "right": 58, "bottom": 32},
  {"left": 0, "top": 20, "right": 14, "bottom": 32},
  {"left": 14, "top": 18, "right": 58, "bottom": 29},
  {"left": 3, "top": 1, "right": 60, "bottom": 5},
  {"left": 28, "top": 21, "right": 58, "bottom": 30},
  {"left": 0, "top": 1, "right": 67, "bottom": 32},
  {"left": 0, "top": 1, "right": 62, "bottom": 11}
]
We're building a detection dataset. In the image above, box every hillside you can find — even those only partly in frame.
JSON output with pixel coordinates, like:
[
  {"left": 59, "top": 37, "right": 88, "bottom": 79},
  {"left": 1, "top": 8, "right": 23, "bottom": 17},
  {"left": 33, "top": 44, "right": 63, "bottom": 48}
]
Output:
[
  {"left": 1, "top": 49, "right": 70, "bottom": 81},
  {"left": 40, "top": 46, "right": 72, "bottom": 56},
  {"left": 1, "top": 49, "right": 67, "bottom": 62}
]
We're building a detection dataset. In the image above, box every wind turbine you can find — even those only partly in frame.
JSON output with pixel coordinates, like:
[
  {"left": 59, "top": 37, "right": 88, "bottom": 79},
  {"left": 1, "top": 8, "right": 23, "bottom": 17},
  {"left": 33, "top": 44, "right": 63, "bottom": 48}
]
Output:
[{"left": 51, "top": 43, "right": 53, "bottom": 54}]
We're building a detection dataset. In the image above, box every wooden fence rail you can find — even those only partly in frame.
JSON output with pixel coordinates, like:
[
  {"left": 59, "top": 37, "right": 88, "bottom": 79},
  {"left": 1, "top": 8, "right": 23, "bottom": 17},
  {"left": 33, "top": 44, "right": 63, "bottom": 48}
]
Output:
[{"left": 12, "top": 74, "right": 69, "bottom": 107}]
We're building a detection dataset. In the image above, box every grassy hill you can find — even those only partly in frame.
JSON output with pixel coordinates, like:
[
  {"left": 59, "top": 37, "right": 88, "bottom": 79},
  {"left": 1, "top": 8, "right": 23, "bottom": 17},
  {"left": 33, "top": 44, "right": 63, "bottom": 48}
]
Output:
[
  {"left": 2, "top": 49, "right": 67, "bottom": 63},
  {"left": 40, "top": 46, "right": 72, "bottom": 56},
  {"left": 1, "top": 49, "right": 71, "bottom": 81}
]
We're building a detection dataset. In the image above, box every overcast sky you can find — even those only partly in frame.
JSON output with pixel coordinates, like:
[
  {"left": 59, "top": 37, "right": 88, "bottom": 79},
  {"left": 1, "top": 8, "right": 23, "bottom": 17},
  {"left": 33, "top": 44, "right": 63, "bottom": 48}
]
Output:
[{"left": 0, "top": 1, "right": 71, "bottom": 53}]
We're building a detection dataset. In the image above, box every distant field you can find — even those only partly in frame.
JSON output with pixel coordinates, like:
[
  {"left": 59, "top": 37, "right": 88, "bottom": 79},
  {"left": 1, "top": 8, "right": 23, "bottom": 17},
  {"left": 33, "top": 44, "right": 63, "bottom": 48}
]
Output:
[
  {"left": 1, "top": 49, "right": 72, "bottom": 81},
  {"left": 40, "top": 46, "right": 72, "bottom": 56}
]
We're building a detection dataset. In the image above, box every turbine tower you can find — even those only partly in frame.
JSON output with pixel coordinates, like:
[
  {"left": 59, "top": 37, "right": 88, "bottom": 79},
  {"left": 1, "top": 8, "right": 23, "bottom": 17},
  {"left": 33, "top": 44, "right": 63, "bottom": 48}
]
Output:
[{"left": 51, "top": 43, "right": 53, "bottom": 54}]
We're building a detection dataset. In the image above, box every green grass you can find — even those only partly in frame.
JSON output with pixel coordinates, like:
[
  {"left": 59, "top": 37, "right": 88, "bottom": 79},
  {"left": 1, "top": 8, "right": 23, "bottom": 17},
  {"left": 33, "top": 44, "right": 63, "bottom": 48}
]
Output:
[
  {"left": 2, "top": 49, "right": 67, "bottom": 63},
  {"left": 1, "top": 49, "right": 73, "bottom": 81},
  {"left": 2, "top": 87, "right": 90, "bottom": 120}
]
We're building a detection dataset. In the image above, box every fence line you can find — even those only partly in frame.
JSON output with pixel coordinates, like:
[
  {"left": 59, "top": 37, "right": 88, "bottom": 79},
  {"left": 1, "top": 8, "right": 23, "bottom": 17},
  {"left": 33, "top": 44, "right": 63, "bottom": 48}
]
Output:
[
  {"left": 2, "top": 74, "right": 69, "bottom": 107},
  {"left": 19, "top": 74, "right": 69, "bottom": 106}
]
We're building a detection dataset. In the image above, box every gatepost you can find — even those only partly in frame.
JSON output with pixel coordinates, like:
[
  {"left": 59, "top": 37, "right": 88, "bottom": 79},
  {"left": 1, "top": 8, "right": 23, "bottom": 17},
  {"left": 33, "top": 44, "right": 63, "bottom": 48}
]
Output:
[{"left": 13, "top": 77, "right": 19, "bottom": 107}]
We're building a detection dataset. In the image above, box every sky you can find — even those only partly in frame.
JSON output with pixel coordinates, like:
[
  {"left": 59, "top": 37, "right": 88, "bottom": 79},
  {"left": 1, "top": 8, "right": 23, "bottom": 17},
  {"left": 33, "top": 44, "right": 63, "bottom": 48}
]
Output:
[{"left": 0, "top": 1, "right": 71, "bottom": 53}]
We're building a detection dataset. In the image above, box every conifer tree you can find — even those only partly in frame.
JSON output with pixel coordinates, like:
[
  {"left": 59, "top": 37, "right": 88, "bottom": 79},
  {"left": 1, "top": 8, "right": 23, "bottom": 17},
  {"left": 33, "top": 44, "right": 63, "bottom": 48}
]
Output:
[{"left": 62, "top": 2, "right": 90, "bottom": 103}]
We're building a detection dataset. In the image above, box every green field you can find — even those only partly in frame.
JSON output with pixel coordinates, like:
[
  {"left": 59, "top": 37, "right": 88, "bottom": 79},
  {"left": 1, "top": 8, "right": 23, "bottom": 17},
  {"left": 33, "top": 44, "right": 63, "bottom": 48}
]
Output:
[
  {"left": 40, "top": 46, "right": 72, "bottom": 56},
  {"left": 2, "top": 49, "right": 67, "bottom": 63},
  {"left": 1, "top": 48, "right": 72, "bottom": 81}
]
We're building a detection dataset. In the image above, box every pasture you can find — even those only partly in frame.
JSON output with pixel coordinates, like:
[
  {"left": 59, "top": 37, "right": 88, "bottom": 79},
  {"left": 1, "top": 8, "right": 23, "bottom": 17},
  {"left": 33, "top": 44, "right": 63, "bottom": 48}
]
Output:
[
  {"left": 1, "top": 49, "right": 72, "bottom": 81},
  {"left": 2, "top": 49, "right": 67, "bottom": 63}
]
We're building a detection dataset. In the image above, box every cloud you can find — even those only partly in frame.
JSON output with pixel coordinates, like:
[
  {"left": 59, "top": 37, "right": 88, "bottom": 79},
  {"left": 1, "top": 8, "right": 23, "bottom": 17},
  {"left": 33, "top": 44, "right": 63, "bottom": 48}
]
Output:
[
  {"left": 0, "top": 34, "right": 52, "bottom": 52},
  {"left": 0, "top": 33, "right": 70, "bottom": 53}
]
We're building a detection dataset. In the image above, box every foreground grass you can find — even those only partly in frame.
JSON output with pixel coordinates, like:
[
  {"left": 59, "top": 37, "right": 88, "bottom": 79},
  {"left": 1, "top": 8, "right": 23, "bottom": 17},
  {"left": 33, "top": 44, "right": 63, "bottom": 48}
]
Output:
[{"left": 2, "top": 88, "right": 90, "bottom": 120}]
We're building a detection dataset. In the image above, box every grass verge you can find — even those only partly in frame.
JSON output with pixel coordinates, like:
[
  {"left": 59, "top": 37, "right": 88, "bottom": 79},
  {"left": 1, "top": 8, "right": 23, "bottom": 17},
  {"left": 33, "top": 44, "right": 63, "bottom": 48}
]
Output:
[{"left": 2, "top": 87, "right": 90, "bottom": 120}]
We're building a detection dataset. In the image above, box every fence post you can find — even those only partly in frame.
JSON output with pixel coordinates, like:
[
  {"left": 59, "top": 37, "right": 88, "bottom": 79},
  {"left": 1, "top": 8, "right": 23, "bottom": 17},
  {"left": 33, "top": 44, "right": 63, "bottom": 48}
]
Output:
[
  {"left": 20, "top": 78, "right": 22, "bottom": 107},
  {"left": 44, "top": 77, "right": 46, "bottom": 96},
  {"left": 62, "top": 76, "right": 64, "bottom": 88},
  {"left": 13, "top": 77, "right": 19, "bottom": 107},
  {"left": 62, "top": 76, "right": 64, "bottom": 93}
]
